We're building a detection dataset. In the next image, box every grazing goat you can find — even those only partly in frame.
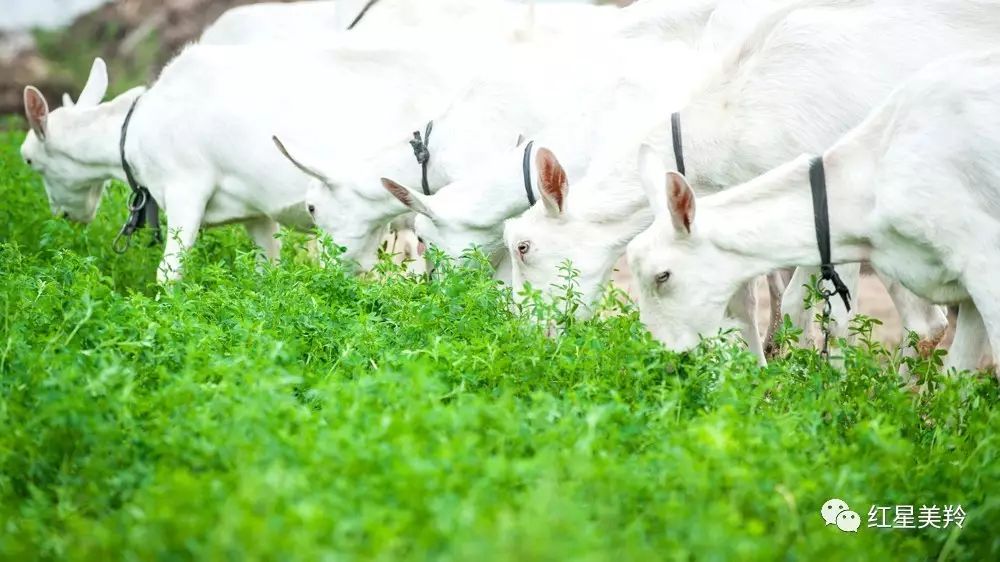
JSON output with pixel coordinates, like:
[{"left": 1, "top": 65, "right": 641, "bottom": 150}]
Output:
[{"left": 627, "top": 50, "right": 1000, "bottom": 373}]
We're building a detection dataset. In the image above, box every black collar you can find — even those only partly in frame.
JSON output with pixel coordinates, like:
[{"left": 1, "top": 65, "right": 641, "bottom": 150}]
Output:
[
  {"left": 809, "top": 155, "right": 852, "bottom": 312},
  {"left": 113, "top": 96, "right": 161, "bottom": 254},
  {"left": 409, "top": 121, "right": 433, "bottom": 196},
  {"left": 671, "top": 112, "right": 686, "bottom": 175},
  {"left": 522, "top": 140, "right": 537, "bottom": 206},
  {"left": 347, "top": 0, "right": 382, "bottom": 30}
]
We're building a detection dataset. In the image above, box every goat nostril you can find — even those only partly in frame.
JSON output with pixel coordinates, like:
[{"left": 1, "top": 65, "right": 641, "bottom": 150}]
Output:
[{"left": 62, "top": 211, "right": 70, "bottom": 219}]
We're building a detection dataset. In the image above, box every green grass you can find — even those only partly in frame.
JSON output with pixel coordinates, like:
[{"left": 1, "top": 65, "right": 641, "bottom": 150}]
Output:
[{"left": 0, "top": 123, "right": 998, "bottom": 561}]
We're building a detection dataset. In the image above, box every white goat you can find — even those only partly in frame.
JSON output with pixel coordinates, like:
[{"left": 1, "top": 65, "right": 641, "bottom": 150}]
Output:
[
  {"left": 20, "top": 43, "right": 478, "bottom": 282},
  {"left": 627, "top": 50, "right": 1000, "bottom": 373},
  {"left": 501, "top": 0, "right": 1000, "bottom": 361}
]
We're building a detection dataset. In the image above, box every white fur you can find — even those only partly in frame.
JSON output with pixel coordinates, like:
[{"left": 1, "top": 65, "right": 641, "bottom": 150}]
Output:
[
  {"left": 504, "top": 0, "right": 1000, "bottom": 359},
  {"left": 200, "top": 0, "right": 618, "bottom": 46},
  {"left": 200, "top": 1, "right": 346, "bottom": 45},
  {"left": 616, "top": 0, "right": 789, "bottom": 50},
  {"left": 628, "top": 50, "right": 1000, "bottom": 373}
]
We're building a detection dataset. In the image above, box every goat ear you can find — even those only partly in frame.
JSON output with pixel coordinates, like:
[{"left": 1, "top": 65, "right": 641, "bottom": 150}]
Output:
[
  {"left": 381, "top": 178, "right": 437, "bottom": 221},
  {"left": 666, "top": 171, "right": 696, "bottom": 235},
  {"left": 272, "top": 135, "right": 335, "bottom": 188},
  {"left": 536, "top": 147, "right": 568, "bottom": 217},
  {"left": 638, "top": 144, "right": 668, "bottom": 218},
  {"left": 23, "top": 86, "right": 50, "bottom": 140},
  {"left": 76, "top": 58, "right": 108, "bottom": 107},
  {"left": 62, "top": 93, "right": 75, "bottom": 108}
]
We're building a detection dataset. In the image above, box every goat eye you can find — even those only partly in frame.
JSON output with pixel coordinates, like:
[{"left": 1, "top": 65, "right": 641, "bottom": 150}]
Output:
[
  {"left": 25, "top": 158, "right": 33, "bottom": 167},
  {"left": 307, "top": 204, "right": 316, "bottom": 215},
  {"left": 516, "top": 241, "right": 531, "bottom": 256},
  {"left": 655, "top": 271, "right": 671, "bottom": 285}
]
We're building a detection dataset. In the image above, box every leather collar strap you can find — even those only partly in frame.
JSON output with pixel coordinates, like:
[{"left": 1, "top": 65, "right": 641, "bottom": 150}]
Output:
[
  {"left": 347, "top": 0, "right": 382, "bottom": 30},
  {"left": 409, "top": 121, "right": 433, "bottom": 196},
  {"left": 113, "top": 96, "right": 162, "bottom": 254},
  {"left": 671, "top": 112, "right": 686, "bottom": 175},
  {"left": 809, "top": 155, "right": 852, "bottom": 312},
  {"left": 522, "top": 140, "right": 537, "bottom": 206}
]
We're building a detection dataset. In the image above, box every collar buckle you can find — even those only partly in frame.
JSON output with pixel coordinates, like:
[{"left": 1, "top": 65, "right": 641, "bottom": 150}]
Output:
[{"left": 115, "top": 96, "right": 162, "bottom": 254}]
